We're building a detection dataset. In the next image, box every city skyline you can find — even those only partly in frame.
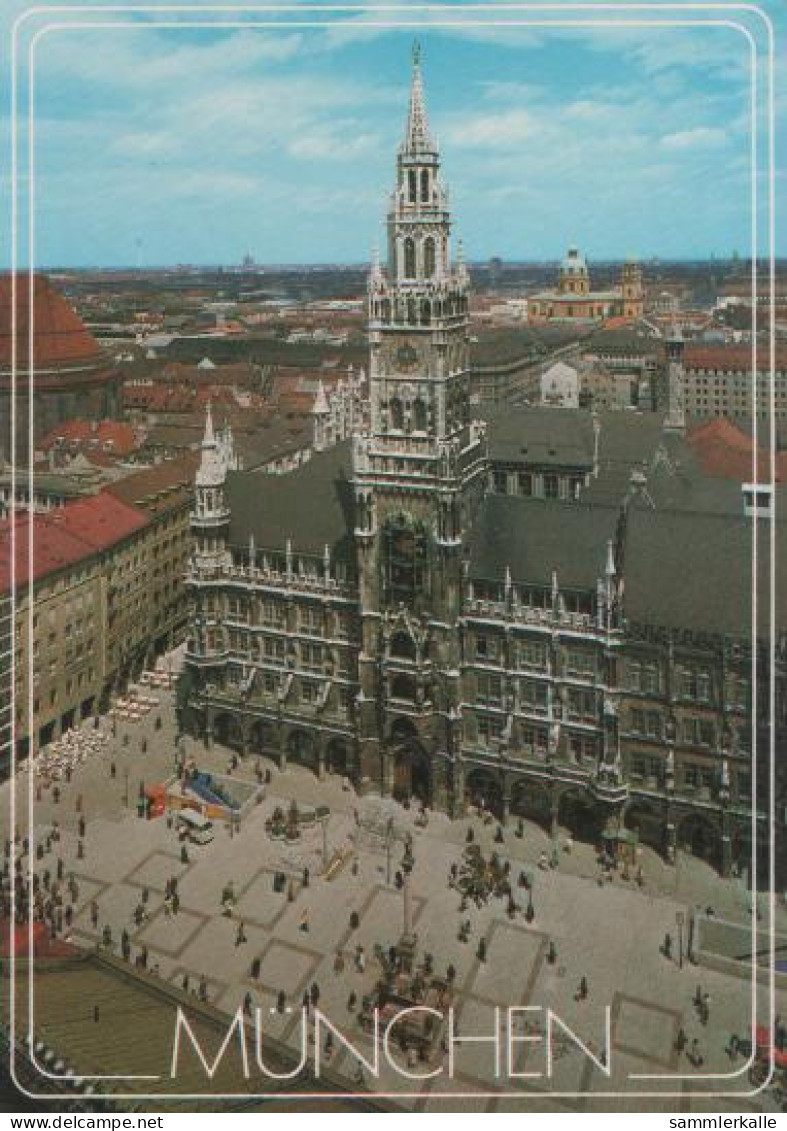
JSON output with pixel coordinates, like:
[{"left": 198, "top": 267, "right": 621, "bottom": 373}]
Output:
[{"left": 4, "top": 16, "right": 777, "bottom": 268}]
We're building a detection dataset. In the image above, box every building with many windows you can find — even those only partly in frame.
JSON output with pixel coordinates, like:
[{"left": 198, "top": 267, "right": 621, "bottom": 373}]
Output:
[{"left": 181, "top": 51, "right": 784, "bottom": 879}]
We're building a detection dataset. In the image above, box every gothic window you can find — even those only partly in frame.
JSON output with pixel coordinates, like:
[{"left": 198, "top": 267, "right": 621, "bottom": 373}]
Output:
[
  {"left": 390, "top": 631, "right": 416, "bottom": 660},
  {"left": 407, "top": 297, "right": 417, "bottom": 324},
  {"left": 423, "top": 237, "right": 436, "bottom": 278},
  {"left": 404, "top": 238, "right": 416, "bottom": 279},
  {"left": 413, "top": 397, "right": 428, "bottom": 431},
  {"left": 381, "top": 299, "right": 391, "bottom": 323},
  {"left": 420, "top": 300, "right": 431, "bottom": 326},
  {"left": 420, "top": 169, "right": 430, "bottom": 202},
  {"left": 408, "top": 170, "right": 417, "bottom": 204},
  {"left": 391, "top": 673, "right": 417, "bottom": 702},
  {"left": 384, "top": 517, "right": 428, "bottom": 607},
  {"left": 390, "top": 397, "right": 404, "bottom": 430}
]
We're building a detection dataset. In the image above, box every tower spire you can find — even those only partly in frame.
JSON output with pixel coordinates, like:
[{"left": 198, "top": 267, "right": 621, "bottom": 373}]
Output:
[{"left": 402, "top": 40, "right": 433, "bottom": 155}]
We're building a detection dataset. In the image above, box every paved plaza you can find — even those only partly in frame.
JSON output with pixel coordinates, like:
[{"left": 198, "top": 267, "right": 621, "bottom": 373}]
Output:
[{"left": 3, "top": 684, "right": 786, "bottom": 1113}]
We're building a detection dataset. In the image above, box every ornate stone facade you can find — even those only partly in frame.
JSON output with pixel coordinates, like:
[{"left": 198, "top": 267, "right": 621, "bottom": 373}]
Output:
[{"left": 181, "top": 51, "right": 782, "bottom": 880}]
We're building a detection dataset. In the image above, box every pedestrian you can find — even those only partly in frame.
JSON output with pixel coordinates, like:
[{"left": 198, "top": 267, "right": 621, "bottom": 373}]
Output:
[
  {"left": 76, "top": 794, "right": 83, "bottom": 813},
  {"left": 727, "top": 1033, "right": 740, "bottom": 1061},
  {"left": 578, "top": 976, "right": 588, "bottom": 1001},
  {"left": 277, "top": 990, "right": 286, "bottom": 1014},
  {"left": 334, "top": 950, "right": 345, "bottom": 973},
  {"left": 663, "top": 933, "right": 672, "bottom": 960},
  {"left": 110, "top": 761, "right": 116, "bottom": 779},
  {"left": 251, "top": 956, "right": 261, "bottom": 979},
  {"left": 347, "top": 991, "right": 357, "bottom": 1012},
  {"left": 235, "top": 921, "right": 247, "bottom": 946},
  {"left": 78, "top": 816, "right": 86, "bottom": 840},
  {"left": 701, "top": 993, "right": 710, "bottom": 1026},
  {"left": 181, "top": 844, "right": 189, "bottom": 864},
  {"left": 547, "top": 941, "right": 557, "bottom": 965},
  {"left": 299, "top": 908, "right": 309, "bottom": 933},
  {"left": 93, "top": 1005, "right": 100, "bottom": 1023},
  {"left": 90, "top": 900, "right": 99, "bottom": 929},
  {"left": 675, "top": 1027, "right": 688, "bottom": 1054},
  {"left": 477, "top": 938, "right": 487, "bottom": 963},
  {"left": 310, "top": 982, "right": 320, "bottom": 1006},
  {"left": 243, "top": 991, "right": 253, "bottom": 1016},
  {"left": 182, "top": 973, "right": 190, "bottom": 993},
  {"left": 302, "top": 866, "right": 310, "bottom": 888},
  {"left": 172, "top": 892, "right": 180, "bottom": 916},
  {"left": 77, "top": 840, "right": 84, "bottom": 860}
]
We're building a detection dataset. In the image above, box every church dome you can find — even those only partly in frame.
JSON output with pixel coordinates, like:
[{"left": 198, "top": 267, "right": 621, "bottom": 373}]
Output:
[{"left": 561, "top": 246, "right": 587, "bottom": 273}]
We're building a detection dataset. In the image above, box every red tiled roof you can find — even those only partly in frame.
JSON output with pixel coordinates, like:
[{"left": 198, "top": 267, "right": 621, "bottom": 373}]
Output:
[
  {"left": 0, "top": 493, "right": 148, "bottom": 593},
  {"left": 688, "top": 417, "right": 787, "bottom": 482},
  {"left": 103, "top": 453, "right": 198, "bottom": 516},
  {"left": 684, "top": 345, "right": 787, "bottom": 371},
  {"left": 0, "top": 273, "right": 106, "bottom": 371},
  {"left": 38, "top": 418, "right": 141, "bottom": 457}
]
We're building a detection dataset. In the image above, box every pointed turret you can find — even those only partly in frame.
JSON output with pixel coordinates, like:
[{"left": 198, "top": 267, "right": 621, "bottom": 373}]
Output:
[
  {"left": 196, "top": 401, "right": 227, "bottom": 488},
  {"left": 401, "top": 40, "right": 434, "bottom": 156},
  {"left": 312, "top": 380, "right": 331, "bottom": 452}
]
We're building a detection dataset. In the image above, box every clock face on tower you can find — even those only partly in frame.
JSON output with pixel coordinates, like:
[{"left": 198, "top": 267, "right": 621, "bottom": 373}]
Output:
[{"left": 395, "top": 344, "right": 419, "bottom": 373}]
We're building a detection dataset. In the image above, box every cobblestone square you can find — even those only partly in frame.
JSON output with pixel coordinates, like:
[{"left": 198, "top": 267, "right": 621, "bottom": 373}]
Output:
[{"left": 5, "top": 693, "right": 785, "bottom": 1111}]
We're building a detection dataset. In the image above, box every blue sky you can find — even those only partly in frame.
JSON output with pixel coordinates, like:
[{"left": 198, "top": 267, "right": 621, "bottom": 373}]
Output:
[{"left": 3, "top": 3, "right": 782, "bottom": 267}]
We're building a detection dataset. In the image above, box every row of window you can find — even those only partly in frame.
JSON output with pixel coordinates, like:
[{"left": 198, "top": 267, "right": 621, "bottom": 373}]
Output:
[{"left": 225, "top": 667, "right": 353, "bottom": 710}]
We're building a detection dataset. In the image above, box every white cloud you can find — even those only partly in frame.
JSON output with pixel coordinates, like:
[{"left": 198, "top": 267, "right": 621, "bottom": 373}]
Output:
[{"left": 661, "top": 127, "right": 729, "bottom": 151}]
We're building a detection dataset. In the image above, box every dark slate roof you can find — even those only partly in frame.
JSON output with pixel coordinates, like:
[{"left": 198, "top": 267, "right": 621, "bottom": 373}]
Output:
[
  {"left": 468, "top": 495, "right": 620, "bottom": 590},
  {"left": 623, "top": 505, "right": 783, "bottom": 637},
  {"left": 485, "top": 407, "right": 595, "bottom": 467},
  {"left": 484, "top": 406, "right": 666, "bottom": 507},
  {"left": 224, "top": 439, "right": 355, "bottom": 559},
  {"left": 583, "top": 411, "right": 666, "bottom": 506},
  {"left": 586, "top": 325, "right": 657, "bottom": 354}
]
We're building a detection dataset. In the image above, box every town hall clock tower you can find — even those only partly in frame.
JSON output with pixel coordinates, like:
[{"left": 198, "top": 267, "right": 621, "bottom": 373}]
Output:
[{"left": 352, "top": 45, "right": 488, "bottom": 810}]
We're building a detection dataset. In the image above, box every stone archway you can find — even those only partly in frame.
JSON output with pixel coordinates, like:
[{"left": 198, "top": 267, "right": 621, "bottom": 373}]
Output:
[
  {"left": 510, "top": 777, "right": 553, "bottom": 831},
  {"left": 624, "top": 799, "right": 665, "bottom": 853},
  {"left": 389, "top": 718, "right": 431, "bottom": 805},
  {"left": 558, "top": 787, "right": 602, "bottom": 843},
  {"left": 465, "top": 767, "right": 504, "bottom": 820},
  {"left": 250, "top": 718, "right": 278, "bottom": 758},
  {"left": 676, "top": 812, "right": 721, "bottom": 869},
  {"left": 213, "top": 711, "right": 240, "bottom": 749},
  {"left": 326, "top": 737, "right": 350, "bottom": 776},
  {"left": 286, "top": 728, "right": 318, "bottom": 771}
]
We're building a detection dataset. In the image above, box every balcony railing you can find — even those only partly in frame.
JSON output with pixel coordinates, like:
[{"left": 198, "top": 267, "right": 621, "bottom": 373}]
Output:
[
  {"left": 463, "top": 598, "right": 597, "bottom": 633},
  {"left": 187, "top": 561, "right": 353, "bottom": 597}
]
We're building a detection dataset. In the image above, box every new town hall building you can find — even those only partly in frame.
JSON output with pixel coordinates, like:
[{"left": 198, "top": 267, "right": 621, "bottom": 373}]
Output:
[{"left": 181, "top": 53, "right": 785, "bottom": 879}]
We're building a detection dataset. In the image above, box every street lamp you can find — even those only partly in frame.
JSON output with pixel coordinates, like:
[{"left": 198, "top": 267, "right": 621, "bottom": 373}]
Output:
[{"left": 676, "top": 910, "right": 685, "bottom": 969}]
